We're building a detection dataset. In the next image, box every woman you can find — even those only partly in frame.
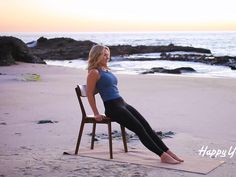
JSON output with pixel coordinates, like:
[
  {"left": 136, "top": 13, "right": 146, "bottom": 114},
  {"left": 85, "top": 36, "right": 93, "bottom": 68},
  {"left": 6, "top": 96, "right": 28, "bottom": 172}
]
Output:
[{"left": 86, "top": 45, "right": 184, "bottom": 164}]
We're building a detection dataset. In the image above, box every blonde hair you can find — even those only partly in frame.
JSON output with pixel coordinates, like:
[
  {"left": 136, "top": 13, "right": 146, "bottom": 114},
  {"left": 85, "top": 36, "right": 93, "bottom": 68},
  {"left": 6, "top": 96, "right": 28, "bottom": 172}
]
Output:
[{"left": 87, "top": 45, "right": 110, "bottom": 70}]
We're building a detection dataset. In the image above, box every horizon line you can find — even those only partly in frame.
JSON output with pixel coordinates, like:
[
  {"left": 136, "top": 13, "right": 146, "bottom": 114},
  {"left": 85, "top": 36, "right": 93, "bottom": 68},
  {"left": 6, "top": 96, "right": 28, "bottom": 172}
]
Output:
[{"left": 1, "top": 30, "right": 236, "bottom": 33}]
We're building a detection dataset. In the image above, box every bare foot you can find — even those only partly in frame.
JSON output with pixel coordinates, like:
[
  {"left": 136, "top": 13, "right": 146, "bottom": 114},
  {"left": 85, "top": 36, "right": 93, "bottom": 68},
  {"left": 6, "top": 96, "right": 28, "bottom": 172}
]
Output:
[
  {"left": 166, "top": 150, "right": 184, "bottom": 162},
  {"left": 160, "top": 152, "right": 180, "bottom": 164}
]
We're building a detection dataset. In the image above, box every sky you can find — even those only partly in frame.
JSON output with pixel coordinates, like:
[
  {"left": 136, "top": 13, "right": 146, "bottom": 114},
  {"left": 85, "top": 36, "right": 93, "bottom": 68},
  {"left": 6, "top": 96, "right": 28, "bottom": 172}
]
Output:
[{"left": 1, "top": 0, "right": 236, "bottom": 32}]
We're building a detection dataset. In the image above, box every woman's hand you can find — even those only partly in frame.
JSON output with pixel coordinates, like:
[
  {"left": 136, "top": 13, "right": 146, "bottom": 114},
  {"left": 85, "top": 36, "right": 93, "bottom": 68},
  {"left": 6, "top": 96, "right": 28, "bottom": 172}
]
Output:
[{"left": 95, "top": 114, "right": 105, "bottom": 121}]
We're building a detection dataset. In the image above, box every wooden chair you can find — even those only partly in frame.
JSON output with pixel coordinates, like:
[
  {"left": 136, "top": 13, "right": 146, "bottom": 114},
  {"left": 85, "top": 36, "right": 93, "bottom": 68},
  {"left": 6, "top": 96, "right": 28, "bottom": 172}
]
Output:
[{"left": 74, "top": 84, "right": 128, "bottom": 159}]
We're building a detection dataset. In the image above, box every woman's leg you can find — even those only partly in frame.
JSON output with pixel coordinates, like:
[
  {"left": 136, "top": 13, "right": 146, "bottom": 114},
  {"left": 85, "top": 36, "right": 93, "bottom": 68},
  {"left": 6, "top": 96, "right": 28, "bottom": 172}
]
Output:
[
  {"left": 104, "top": 98, "right": 181, "bottom": 163},
  {"left": 126, "top": 103, "right": 184, "bottom": 162},
  {"left": 107, "top": 106, "right": 165, "bottom": 156},
  {"left": 126, "top": 104, "right": 169, "bottom": 151}
]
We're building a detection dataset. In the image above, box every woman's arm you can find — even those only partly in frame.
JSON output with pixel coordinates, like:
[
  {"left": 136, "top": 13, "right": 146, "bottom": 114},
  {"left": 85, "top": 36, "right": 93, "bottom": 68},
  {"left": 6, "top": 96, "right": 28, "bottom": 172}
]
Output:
[{"left": 87, "top": 69, "right": 104, "bottom": 121}]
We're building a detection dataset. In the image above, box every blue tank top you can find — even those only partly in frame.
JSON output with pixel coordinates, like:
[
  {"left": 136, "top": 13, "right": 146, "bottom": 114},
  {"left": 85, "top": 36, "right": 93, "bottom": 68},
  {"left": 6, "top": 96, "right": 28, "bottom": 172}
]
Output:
[{"left": 96, "top": 69, "right": 121, "bottom": 102}]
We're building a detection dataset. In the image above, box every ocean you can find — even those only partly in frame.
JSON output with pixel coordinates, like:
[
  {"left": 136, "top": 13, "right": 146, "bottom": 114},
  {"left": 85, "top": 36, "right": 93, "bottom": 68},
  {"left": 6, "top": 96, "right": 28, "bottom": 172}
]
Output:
[{"left": 2, "top": 31, "right": 236, "bottom": 78}]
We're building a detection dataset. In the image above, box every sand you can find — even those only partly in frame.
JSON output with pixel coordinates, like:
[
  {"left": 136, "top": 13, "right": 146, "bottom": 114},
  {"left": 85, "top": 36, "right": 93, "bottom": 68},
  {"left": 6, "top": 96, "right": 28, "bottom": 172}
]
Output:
[{"left": 0, "top": 62, "right": 236, "bottom": 177}]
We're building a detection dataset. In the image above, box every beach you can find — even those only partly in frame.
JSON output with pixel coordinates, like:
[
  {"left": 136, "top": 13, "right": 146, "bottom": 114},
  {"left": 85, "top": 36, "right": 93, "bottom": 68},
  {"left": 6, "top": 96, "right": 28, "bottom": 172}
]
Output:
[{"left": 0, "top": 62, "right": 236, "bottom": 177}]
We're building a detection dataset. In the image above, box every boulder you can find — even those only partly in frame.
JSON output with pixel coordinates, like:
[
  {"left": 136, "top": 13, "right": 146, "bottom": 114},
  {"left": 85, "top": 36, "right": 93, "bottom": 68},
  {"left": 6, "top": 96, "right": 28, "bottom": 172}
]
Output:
[{"left": 0, "top": 36, "right": 45, "bottom": 66}]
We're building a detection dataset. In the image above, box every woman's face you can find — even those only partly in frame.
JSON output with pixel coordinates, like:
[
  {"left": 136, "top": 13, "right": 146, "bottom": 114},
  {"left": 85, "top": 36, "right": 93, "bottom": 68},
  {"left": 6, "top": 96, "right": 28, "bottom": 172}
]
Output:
[{"left": 99, "top": 48, "right": 110, "bottom": 66}]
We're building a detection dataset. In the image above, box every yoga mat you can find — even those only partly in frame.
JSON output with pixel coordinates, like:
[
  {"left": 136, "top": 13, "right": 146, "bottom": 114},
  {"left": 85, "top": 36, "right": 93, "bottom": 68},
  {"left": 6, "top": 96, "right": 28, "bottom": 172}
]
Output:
[{"left": 76, "top": 146, "right": 224, "bottom": 175}]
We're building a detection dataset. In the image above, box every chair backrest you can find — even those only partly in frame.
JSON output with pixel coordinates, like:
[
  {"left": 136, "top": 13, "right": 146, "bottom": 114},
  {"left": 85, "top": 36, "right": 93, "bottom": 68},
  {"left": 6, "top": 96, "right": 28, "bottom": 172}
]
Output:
[
  {"left": 75, "top": 85, "right": 87, "bottom": 118},
  {"left": 76, "top": 85, "right": 87, "bottom": 97},
  {"left": 75, "top": 84, "right": 99, "bottom": 118}
]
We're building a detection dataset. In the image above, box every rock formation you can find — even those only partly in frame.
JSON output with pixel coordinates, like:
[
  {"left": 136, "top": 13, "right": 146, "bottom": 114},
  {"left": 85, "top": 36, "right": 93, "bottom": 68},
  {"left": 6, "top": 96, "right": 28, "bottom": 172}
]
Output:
[{"left": 0, "top": 36, "right": 45, "bottom": 66}]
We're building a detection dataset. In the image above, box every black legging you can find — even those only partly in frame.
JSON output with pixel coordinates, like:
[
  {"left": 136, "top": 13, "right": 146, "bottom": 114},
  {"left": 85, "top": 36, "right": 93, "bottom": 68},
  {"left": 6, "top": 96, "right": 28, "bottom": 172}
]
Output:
[{"left": 104, "top": 97, "right": 169, "bottom": 156}]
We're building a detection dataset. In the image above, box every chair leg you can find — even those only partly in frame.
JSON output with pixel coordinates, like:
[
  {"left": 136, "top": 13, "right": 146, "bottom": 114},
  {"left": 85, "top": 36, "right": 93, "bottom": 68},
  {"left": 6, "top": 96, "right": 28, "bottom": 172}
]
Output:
[
  {"left": 91, "top": 122, "right": 96, "bottom": 149},
  {"left": 75, "top": 121, "right": 85, "bottom": 155},
  {"left": 108, "top": 122, "right": 113, "bottom": 159},
  {"left": 120, "top": 125, "right": 128, "bottom": 152}
]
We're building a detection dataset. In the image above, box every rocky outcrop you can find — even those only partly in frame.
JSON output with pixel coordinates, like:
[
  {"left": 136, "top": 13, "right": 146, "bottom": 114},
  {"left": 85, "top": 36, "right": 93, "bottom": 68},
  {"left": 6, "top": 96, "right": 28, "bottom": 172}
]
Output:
[
  {"left": 29, "top": 37, "right": 211, "bottom": 60},
  {"left": 229, "top": 65, "right": 236, "bottom": 70},
  {"left": 109, "top": 43, "right": 211, "bottom": 56},
  {"left": 30, "top": 37, "right": 96, "bottom": 60},
  {"left": 141, "top": 67, "right": 196, "bottom": 74},
  {"left": 0, "top": 36, "right": 45, "bottom": 66},
  {"left": 212, "top": 56, "right": 236, "bottom": 69},
  {"left": 158, "top": 53, "right": 236, "bottom": 70}
]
